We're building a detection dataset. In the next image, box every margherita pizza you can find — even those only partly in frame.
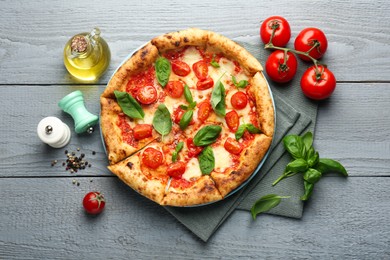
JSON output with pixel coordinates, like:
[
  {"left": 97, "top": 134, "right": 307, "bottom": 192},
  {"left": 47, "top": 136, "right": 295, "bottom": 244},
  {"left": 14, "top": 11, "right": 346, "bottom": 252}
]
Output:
[{"left": 100, "top": 28, "right": 274, "bottom": 206}]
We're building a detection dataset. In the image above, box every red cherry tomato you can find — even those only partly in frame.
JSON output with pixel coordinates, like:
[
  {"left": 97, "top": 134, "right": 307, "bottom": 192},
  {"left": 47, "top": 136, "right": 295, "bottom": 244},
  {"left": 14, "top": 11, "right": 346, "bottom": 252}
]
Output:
[
  {"left": 301, "top": 65, "right": 336, "bottom": 100},
  {"left": 265, "top": 50, "right": 298, "bottom": 83},
  {"left": 166, "top": 80, "right": 184, "bottom": 98},
  {"left": 260, "top": 16, "right": 291, "bottom": 47},
  {"left": 231, "top": 91, "right": 248, "bottom": 110},
  {"left": 294, "top": 28, "right": 328, "bottom": 61},
  {"left": 224, "top": 137, "right": 243, "bottom": 155},
  {"left": 173, "top": 106, "right": 186, "bottom": 124},
  {"left": 225, "top": 110, "right": 239, "bottom": 132},
  {"left": 196, "top": 77, "right": 214, "bottom": 90},
  {"left": 186, "top": 138, "right": 203, "bottom": 157},
  {"left": 171, "top": 60, "right": 191, "bottom": 76},
  {"left": 136, "top": 85, "right": 158, "bottom": 105},
  {"left": 167, "top": 161, "right": 187, "bottom": 179},
  {"left": 133, "top": 124, "right": 153, "bottom": 140},
  {"left": 192, "top": 60, "right": 208, "bottom": 80},
  {"left": 197, "top": 101, "right": 212, "bottom": 123},
  {"left": 83, "top": 192, "right": 106, "bottom": 215},
  {"left": 142, "top": 147, "right": 163, "bottom": 169}
]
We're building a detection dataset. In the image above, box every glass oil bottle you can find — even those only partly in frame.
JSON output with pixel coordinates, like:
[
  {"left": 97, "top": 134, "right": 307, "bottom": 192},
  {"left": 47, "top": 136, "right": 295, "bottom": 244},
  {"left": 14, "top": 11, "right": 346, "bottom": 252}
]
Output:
[{"left": 64, "top": 28, "right": 110, "bottom": 82}]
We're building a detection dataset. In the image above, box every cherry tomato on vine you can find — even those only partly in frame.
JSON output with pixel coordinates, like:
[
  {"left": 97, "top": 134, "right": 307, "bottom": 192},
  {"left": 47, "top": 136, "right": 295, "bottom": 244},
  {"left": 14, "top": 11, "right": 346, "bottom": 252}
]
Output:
[
  {"left": 265, "top": 50, "right": 298, "bottom": 83},
  {"left": 294, "top": 28, "right": 328, "bottom": 61},
  {"left": 83, "top": 192, "right": 106, "bottom": 215},
  {"left": 260, "top": 16, "right": 291, "bottom": 47},
  {"left": 301, "top": 65, "right": 336, "bottom": 100}
]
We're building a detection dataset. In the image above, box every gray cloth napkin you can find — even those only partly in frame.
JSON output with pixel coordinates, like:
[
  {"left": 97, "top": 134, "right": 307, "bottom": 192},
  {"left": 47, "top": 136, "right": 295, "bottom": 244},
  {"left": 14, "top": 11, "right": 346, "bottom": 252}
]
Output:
[{"left": 164, "top": 42, "right": 318, "bottom": 242}]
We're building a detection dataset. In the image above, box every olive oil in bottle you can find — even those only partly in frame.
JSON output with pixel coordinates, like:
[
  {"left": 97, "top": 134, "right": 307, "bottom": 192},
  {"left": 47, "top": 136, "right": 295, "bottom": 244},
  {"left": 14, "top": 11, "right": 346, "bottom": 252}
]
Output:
[{"left": 64, "top": 28, "right": 110, "bottom": 82}]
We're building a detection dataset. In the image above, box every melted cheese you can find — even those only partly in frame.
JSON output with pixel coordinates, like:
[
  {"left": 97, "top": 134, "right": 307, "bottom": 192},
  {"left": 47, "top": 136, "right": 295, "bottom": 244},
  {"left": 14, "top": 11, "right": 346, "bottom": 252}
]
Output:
[
  {"left": 182, "top": 157, "right": 202, "bottom": 181},
  {"left": 213, "top": 146, "right": 233, "bottom": 172}
]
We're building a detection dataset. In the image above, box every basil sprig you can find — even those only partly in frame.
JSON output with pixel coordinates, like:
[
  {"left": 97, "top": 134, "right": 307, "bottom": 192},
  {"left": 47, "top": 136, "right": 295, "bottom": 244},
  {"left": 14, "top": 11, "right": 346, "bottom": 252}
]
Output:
[
  {"left": 155, "top": 57, "right": 171, "bottom": 88},
  {"left": 272, "top": 132, "right": 348, "bottom": 201},
  {"left": 114, "top": 90, "right": 144, "bottom": 119},
  {"left": 179, "top": 85, "right": 197, "bottom": 130},
  {"left": 231, "top": 75, "right": 248, "bottom": 89},
  {"left": 251, "top": 194, "right": 290, "bottom": 220},
  {"left": 193, "top": 125, "right": 222, "bottom": 146},
  {"left": 172, "top": 141, "right": 184, "bottom": 162},
  {"left": 198, "top": 146, "right": 215, "bottom": 175},
  {"left": 152, "top": 104, "right": 172, "bottom": 139},
  {"left": 235, "top": 123, "right": 261, "bottom": 140},
  {"left": 211, "top": 76, "right": 226, "bottom": 117}
]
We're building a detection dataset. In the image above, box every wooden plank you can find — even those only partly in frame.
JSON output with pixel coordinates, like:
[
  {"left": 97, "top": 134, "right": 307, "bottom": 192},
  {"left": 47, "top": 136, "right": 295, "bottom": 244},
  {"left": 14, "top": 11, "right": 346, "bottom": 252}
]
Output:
[
  {"left": 0, "top": 176, "right": 388, "bottom": 259},
  {"left": 0, "top": 83, "right": 388, "bottom": 177},
  {"left": 0, "top": 0, "right": 389, "bottom": 84}
]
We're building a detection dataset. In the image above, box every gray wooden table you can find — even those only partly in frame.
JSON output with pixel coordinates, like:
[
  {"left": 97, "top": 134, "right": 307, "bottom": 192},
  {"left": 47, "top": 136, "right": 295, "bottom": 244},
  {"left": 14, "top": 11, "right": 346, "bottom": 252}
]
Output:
[{"left": 1, "top": 0, "right": 389, "bottom": 259}]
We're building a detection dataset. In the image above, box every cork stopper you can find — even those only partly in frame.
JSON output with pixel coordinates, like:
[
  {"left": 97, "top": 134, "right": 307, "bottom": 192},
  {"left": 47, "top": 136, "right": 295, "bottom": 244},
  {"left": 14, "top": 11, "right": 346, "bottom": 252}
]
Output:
[{"left": 71, "top": 35, "right": 88, "bottom": 53}]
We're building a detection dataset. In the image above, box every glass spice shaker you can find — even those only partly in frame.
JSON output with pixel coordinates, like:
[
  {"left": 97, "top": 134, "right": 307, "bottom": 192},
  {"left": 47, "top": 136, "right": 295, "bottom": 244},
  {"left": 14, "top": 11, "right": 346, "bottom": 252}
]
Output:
[{"left": 64, "top": 27, "right": 111, "bottom": 82}]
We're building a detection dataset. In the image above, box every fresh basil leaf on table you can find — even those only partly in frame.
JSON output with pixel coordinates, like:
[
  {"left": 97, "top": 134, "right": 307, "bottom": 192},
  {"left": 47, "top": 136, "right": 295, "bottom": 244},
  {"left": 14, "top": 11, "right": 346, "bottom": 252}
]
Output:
[
  {"left": 114, "top": 90, "right": 144, "bottom": 119},
  {"left": 251, "top": 194, "right": 290, "bottom": 220}
]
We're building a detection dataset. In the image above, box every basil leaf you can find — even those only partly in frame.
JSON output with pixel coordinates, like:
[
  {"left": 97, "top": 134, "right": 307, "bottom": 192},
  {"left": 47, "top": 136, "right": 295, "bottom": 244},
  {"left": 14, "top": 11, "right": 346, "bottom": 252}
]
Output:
[
  {"left": 188, "top": 101, "right": 197, "bottom": 110},
  {"left": 193, "top": 125, "right": 222, "bottom": 146},
  {"left": 152, "top": 104, "right": 172, "bottom": 137},
  {"left": 179, "top": 105, "right": 188, "bottom": 110},
  {"left": 210, "top": 54, "right": 220, "bottom": 68},
  {"left": 184, "top": 84, "right": 193, "bottom": 104},
  {"left": 231, "top": 75, "right": 248, "bottom": 88},
  {"left": 316, "top": 158, "right": 348, "bottom": 177},
  {"left": 114, "top": 90, "right": 144, "bottom": 119},
  {"left": 198, "top": 146, "right": 214, "bottom": 175},
  {"left": 303, "top": 168, "right": 322, "bottom": 184},
  {"left": 235, "top": 123, "right": 261, "bottom": 140},
  {"left": 286, "top": 158, "right": 308, "bottom": 173},
  {"left": 179, "top": 110, "right": 193, "bottom": 130},
  {"left": 155, "top": 57, "right": 171, "bottom": 87},
  {"left": 300, "top": 181, "right": 314, "bottom": 201},
  {"left": 251, "top": 194, "right": 290, "bottom": 220},
  {"left": 302, "top": 132, "right": 313, "bottom": 151},
  {"left": 246, "top": 124, "right": 261, "bottom": 134},
  {"left": 307, "top": 151, "right": 319, "bottom": 168},
  {"left": 211, "top": 78, "right": 226, "bottom": 117},
  {"left": 283, "top": 134, "right": 306, "bottom": 159},
  {"left": 172, "top": 141, "right": 184, "bottom": 162}
]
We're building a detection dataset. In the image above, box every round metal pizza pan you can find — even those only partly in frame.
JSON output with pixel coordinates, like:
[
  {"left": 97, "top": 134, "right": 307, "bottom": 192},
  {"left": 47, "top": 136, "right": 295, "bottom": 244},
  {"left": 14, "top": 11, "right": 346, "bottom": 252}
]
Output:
[{"left": 100, "top": 43, "right": 276, "bottom": 207}]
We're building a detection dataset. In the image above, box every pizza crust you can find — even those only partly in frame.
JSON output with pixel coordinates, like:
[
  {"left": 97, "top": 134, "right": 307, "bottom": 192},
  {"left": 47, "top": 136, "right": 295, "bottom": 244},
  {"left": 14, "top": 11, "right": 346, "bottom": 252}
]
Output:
[
  {"left": 101, "top": 42, "right": 159, "bottom": 99},
  {"left": 211, "top": 134, "right": 272, "bottom": 197},
  {"left": 108, "top": 149, "right": 168, "bottom": 204},
  {"left": 151, "top": 28, "right": 209, "bottom": 52},
  {"left": 249, "top": 72, "right": 275, "bottom": 137},
  {"left": 161, "top": 176, "right": 223, "bottom": 206}
]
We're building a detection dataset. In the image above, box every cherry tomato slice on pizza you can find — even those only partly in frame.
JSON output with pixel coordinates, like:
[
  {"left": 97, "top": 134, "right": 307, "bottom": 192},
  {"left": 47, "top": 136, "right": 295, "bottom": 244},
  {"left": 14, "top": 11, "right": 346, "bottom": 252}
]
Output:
[
  {"left": 173, "top": 106, "right": 186, "bottom": 124},
  {"left": 230, "top": 91, "right": 248, "bottom": 110},
  {"left": 133, "top": 124, "right": 153, "bottom": 140},
  {"left": 224, "top": 137, "right": 243, "bottom": 155},
  {"left": 171, "top": 60, "right": 191, "bottom": 77},
  {"left": 192, "top": 60, "right": 209, "bottom": 80},
  {"left": 196, "top": 77, "right": 214, "bottom": 90},
  {"left": 167, "top": 161, "right": 187, "bottom": 179},
  {"left": 166, "top": 80, "right": 185, "bottom": 98},
  {"left": 197, "top": 101, "right": 212, "bottom": 123},
  {"left": 186, "top": 138, "right": 203, "bottom": 158},
  {"left": 142, "top": 147, "right": 163, "bottom": 169},
  {"left": 225, "top": 110, "right": 239, "bottom": 132},
  {"left": 136, "top": 85, "right": 158, "bottom": 105}
]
